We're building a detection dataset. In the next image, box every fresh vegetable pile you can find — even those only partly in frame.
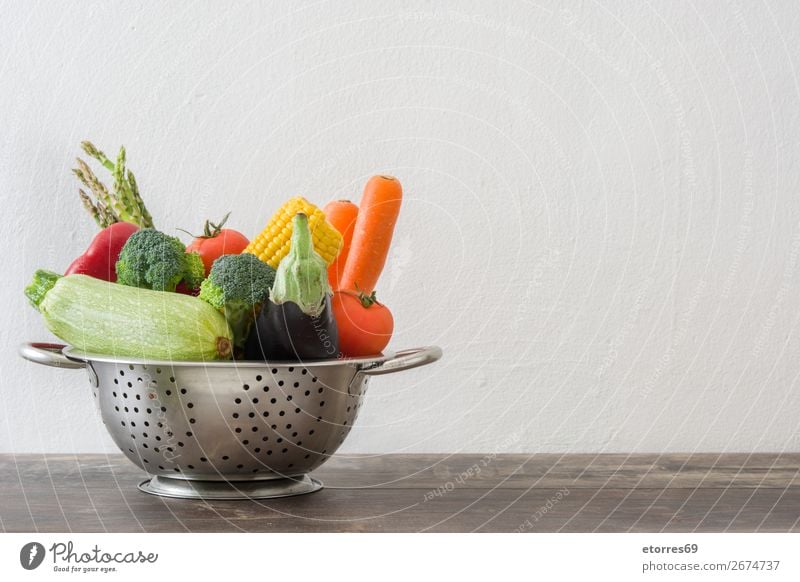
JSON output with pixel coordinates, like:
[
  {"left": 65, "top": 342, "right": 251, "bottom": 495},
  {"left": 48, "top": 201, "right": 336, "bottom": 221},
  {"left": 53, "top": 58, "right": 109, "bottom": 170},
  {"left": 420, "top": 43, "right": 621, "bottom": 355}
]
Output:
[{"left": 26, "top": 142, "right": 404, "bottom": 361}]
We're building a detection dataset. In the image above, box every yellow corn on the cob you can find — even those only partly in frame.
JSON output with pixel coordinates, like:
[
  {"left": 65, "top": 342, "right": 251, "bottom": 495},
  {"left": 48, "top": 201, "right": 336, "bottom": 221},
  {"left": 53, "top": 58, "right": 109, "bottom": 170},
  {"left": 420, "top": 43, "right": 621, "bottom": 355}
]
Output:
[{"left": 245, "top": 197, "right": 343, "bottom": 268}]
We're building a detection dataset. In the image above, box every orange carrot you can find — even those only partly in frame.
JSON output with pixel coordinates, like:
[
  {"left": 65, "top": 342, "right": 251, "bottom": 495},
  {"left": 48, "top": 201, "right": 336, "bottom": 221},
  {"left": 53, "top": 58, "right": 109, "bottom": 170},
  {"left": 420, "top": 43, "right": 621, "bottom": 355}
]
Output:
[
  {"left": 323, "top": 199, "right": 359, "bottom": 290},
  {"left": 339, "top": 175, "right": 402, "bottom": 293}
]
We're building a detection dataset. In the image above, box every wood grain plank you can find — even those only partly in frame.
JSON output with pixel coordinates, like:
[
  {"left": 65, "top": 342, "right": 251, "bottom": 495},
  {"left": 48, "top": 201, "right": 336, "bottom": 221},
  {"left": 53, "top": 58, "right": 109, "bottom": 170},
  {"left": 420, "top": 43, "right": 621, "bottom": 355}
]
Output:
[{"left": 2, "top": 454, "right": 799, "bottom": 532}]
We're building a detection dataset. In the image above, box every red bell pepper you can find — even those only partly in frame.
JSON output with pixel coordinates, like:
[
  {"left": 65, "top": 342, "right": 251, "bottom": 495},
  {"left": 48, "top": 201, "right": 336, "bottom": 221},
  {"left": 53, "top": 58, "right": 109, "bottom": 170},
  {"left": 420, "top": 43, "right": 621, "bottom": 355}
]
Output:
[{"left": 65, "top": 221, "right": 140, "bottom": 282}]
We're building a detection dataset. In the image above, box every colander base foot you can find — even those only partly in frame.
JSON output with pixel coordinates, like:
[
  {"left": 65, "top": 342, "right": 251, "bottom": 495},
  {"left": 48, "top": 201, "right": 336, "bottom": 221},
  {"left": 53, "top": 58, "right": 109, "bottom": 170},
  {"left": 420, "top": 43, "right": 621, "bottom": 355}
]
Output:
[{"left": 137, "top": 475, "right": 323, "bottom": 500}]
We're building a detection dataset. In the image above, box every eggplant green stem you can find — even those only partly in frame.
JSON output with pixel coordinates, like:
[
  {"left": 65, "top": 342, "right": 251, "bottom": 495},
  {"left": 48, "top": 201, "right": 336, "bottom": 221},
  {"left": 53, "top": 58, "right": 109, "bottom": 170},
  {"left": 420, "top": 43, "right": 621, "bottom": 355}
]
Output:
[{"left": 269, "top": 213, "right": 331, "bottom": 317}]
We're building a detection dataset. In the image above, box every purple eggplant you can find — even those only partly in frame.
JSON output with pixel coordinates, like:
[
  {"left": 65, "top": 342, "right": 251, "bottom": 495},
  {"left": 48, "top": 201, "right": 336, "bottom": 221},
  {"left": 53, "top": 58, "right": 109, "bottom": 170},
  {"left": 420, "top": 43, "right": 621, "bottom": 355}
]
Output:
[{"left": 245, "top": 213, "right": 339, "bottom": 361}]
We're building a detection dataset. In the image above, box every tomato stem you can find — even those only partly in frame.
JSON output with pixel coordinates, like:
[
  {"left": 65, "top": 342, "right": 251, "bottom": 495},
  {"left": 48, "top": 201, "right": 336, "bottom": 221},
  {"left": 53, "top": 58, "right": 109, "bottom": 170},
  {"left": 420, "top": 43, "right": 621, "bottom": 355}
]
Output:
[{"left": 177, "top": 211, "right": 232, "bottom": 239}]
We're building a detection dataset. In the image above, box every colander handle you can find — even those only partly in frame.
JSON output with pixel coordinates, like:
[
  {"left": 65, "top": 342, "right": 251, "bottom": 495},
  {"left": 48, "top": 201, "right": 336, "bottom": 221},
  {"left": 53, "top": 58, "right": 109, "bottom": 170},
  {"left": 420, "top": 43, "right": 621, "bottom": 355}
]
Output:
[
  {"left": 358, "top": 345, "right": 442, "bottom": 376},
  {"left": 19, "top": 342, "right": 86, "bottom": 369}
]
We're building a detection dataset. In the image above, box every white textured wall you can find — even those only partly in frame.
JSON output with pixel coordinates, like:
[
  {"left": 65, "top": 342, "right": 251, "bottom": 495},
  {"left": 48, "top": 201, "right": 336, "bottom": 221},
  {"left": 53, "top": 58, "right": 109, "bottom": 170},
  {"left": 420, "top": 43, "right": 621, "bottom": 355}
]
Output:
[{"left": 2, "top": 1, "right": 800, "bottom": 454}]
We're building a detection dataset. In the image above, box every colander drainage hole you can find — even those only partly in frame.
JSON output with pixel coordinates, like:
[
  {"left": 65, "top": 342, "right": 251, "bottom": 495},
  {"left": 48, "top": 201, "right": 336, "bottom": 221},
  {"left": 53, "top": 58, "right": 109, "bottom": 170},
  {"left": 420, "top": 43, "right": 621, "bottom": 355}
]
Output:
[
  {"left": 270, "top": 398, "right": 277, "bottom": 404},
  {"left": 235, "top": 428, "right": 242, "bottom": 433},
  {"left": 158, "top": 465, "right": 164, "bottom": 470},
  {"left": 256, "top": 375, "right": 262, "bottom": 381},
  {"left": 254, "top": 447, "right": 260, "bottom": 453},
  {"left": 200, "top": 457, "right": 207, "bottom": 462},
  {"left": 263, "top": 411, "right": 269, "bottom": 417},
  {"left": 317, "top": 387, "right": 323, "bottom": 393},
  {"left": 252, "top": 426, "right": 258, "bottom": 432},
  {"left": 302, "top": 369, "right": 308, "bottom": 375},
  {"left": 263, "top": 386, "right": 270, "bottom": 392},
  {"left": 120, "top": 421, "right": 125, "bottom": 426},
  {"left": 222, "top": 455, "right": 229, "bottom": 460},
  {"left": 248, "top": 412, "right": 255, "bottom": 418},
  {"left": 279, "top": 411, "right": 285, "bottom": 417},
  {"left": 288, "top": 367, "right": 294, "bottom": 372},
  {"left": 243, "top": 384, "right": 250, "bottom": 391},
  {"left": 271, "top": 368, "right": 277, "bottom": 374},
  {"left": 237, "top": 464, "right": 243, "bottom": 469},
  {"left": 119, "top": 370, "right": 124, "bottom": 376},
  {"left": 186, "top": 431, "right": 192, "bottom": 437},
  {"left": 233, "top": 413, "right": 239, "bottom": 418},
  {"left": 278, "top": 380, "right": 284, "bottom": 386},
  {"left": 187, "top": 403, "right": 194, "bottom": 408},
  {"left": 282, "top": 448, "right": 288, "bottom": 453},
  {"left": 242, "top": 439, "right": 249, "bottom": 445},
  {"left": 293, "top": 382, "right": 300, "bottom": 388},
  {"left": 179, "top": 388, "right": 186, "bottom": 394},
  {"left": 127, "top": 382, "right": 132, "bottom": 388},
  {"left": 235, "top": 398, "right": 242, "bottom": 404},
  {"left": 252, "top": 398, "right": 259, "bottom": 404},
  {"left": 187, "top": 465, "right": 194, "bottom": 469},
  {"left": 165, "top": 390, "right": 171, "bottom": 396}
]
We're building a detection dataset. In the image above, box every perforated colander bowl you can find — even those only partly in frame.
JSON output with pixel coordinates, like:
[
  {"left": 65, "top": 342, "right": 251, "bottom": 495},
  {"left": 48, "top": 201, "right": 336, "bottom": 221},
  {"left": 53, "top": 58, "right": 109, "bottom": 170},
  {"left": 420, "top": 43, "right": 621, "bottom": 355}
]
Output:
[{"left": 20, "top": 342, "right": 441, "bottom": 499}]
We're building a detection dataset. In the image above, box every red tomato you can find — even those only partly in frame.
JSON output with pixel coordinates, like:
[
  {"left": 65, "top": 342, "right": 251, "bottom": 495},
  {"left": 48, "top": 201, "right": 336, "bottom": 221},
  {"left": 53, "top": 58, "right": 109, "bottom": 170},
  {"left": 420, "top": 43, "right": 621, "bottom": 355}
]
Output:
[
  {"left": 331, "top": 290, "right": 394, "bottom": 357},
  {"left": 184, "top": 213, "right": 250, "bottom": 275}
]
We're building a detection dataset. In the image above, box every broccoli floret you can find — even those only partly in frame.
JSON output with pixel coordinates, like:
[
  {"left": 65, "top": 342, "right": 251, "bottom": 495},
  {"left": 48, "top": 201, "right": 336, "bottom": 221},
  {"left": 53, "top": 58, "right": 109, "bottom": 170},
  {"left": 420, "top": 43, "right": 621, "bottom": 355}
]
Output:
[
  {"left": 115, "top": 228, "right": 205, "bottom": 292},
  {"left": 199, "top": 253, "right": 276, "bottom": 350}
]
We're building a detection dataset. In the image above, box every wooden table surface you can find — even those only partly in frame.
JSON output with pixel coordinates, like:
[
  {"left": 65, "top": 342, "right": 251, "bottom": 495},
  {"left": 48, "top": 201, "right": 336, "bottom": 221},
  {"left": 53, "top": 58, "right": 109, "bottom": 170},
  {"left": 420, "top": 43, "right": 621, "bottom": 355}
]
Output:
[{"left": 2, "top": 453, "right": 799, "bottom": 532}]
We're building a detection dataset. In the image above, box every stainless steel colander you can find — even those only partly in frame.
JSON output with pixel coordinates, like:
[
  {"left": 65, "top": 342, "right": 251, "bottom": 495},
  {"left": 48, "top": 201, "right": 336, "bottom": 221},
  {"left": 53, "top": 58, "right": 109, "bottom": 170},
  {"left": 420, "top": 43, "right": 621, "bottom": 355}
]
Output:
[{"left": 20, "top": 342, "right": 442, "bottom": 500}]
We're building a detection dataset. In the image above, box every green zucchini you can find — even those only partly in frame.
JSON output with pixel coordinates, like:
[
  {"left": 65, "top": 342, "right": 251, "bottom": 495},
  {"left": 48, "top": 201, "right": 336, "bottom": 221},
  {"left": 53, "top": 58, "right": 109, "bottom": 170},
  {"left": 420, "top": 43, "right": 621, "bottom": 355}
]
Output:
[{"left": 26, "top": 270, "right": 232, "bottom": 360}]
